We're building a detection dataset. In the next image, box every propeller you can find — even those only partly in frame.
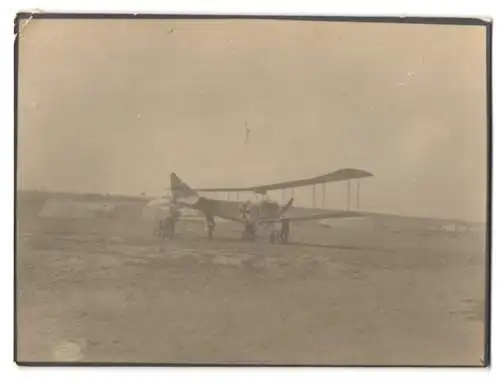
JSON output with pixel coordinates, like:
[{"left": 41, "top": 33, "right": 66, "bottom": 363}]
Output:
[{"left": 277, "top": 197, "right": 294, "bottom": 218}]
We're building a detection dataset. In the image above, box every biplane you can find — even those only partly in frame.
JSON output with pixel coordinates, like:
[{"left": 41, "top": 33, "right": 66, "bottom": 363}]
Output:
[{"left": 147, "top": 168, "right": 373, "bottom": 243}]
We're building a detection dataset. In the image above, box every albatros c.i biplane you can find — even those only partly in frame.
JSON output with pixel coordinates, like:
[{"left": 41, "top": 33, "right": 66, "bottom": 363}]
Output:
[{"left": 147, "top": 168, "right": 373, "bottom": 244}]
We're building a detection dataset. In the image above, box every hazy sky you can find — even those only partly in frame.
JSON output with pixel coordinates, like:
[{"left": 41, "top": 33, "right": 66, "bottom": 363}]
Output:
[{"left": 17, "top": 19, "right": 488, "bottom": 221}]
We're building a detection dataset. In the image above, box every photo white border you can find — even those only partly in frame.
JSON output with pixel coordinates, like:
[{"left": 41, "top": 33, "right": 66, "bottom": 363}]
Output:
[{"left": 1, "top": 1, "right": 497, "bottom": 380}]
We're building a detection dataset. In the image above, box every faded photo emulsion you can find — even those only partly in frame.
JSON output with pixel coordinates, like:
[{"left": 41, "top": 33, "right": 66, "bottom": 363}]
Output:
[{"left": 15, "top": 16, "right": 489, "bottom": 366}]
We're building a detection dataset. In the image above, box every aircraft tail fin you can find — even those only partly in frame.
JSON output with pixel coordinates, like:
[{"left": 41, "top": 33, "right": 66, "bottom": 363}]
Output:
[{"left": 170, "top": 173, "right": 199, "bottom": 204}]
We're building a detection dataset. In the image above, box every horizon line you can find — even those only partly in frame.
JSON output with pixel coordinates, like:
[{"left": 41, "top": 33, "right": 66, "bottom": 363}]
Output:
[{"left": 16, "top": 188, "right": 487, "bottom": 225}]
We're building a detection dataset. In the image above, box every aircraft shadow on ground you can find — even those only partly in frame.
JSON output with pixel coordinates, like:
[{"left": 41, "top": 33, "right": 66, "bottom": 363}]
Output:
[
  {"left": 173, "top": 234, "right": 392, "bottom": 253},
  {"left": 279, "top": 240, "right": 395, "bottom": 253}
]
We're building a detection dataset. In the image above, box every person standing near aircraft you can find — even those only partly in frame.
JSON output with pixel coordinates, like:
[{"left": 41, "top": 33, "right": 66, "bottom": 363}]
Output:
[
  {"left": 206, "top": 214, "right": 216, "bottom": 241},
  {"left": 242, "top": 221, "right": 256, "bottom": 241},
  {"left": 156, "top": 218, "right": 167, "bottom": 240},
  {"left": 280, "top": 217, "right": 290, "bottom": 244},
  {"left": 239, "top": 201, "right": 256, "bottom": 240},
  {"left": 167, "top": 205, "right": 181, "bottom": 238},
  {"left": 269, "top": 221, "right": 281, "bottom": 244},
  {"left": 239, "top": 200, "right": 251, "bottom": 220}
]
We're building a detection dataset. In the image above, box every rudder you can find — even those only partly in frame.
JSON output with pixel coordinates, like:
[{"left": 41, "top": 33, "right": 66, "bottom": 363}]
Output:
[{"left": 170, "top": 173, "right": 199, "bottom": 202}]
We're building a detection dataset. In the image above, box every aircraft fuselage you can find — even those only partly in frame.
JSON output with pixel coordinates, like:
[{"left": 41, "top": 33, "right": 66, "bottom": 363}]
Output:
[{"left": 191, "top": 197, "right": 280, "bottom": 224}]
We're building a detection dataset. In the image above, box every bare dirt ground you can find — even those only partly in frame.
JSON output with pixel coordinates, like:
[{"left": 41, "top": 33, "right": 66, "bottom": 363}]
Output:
[{"left": 16, "top": 215, "right": 486, "bottom": 365}]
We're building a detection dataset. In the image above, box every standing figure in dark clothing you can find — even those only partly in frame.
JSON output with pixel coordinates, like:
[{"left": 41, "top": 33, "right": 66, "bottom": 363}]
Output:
[
  {"left": 280, "top": 218, "right": 290, "bottom": 244},
  {"left": 206, "top": 214, "right": 216, "bottom": 241},
  {"left": 242, "top": 221, "right": 256, "bottom": 241},
  {"left": 156, "top": 218, "right": 168, "bottom": 240},
  {"left": 157, "top": 216, "right": 172, "bottom": 240},
  {"left": 167, "top": 206, "right": 181, "bottom": 239}
]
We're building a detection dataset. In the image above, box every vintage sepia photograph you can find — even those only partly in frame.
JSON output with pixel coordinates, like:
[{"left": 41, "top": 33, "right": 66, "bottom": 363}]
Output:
[{"left": 15, "top": 14, "right": 490, "bottom": 366}]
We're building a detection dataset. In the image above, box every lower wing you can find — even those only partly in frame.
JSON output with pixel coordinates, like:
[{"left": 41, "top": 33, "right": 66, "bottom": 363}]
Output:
[{"left": 259, "top": 210, "right": 365, "bottom": 223}]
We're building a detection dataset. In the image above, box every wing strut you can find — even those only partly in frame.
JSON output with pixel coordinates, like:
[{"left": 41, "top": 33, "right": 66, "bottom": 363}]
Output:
[
  {"left": 312, "top": 184, "right": 316, "bottom": 208},
  {"left": 347, "top": 180, "right": 351, "bottom": 211},
  {"left": 322, "top": 183, "right": 326, "bottom": 208},
  {"left": 356, "top": 180, "right": 360, "bottom": 209}
]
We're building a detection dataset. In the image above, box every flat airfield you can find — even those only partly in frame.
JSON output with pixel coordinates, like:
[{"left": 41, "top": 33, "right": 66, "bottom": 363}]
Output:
[{"left": 16, "top": 210, "right": 486, "bottom": 365}]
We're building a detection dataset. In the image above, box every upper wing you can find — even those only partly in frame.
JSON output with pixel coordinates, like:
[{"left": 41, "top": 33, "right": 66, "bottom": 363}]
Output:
[
  {"left": 193, "top": 168, "right": 373, "bottom": 194},
  {"left": 259, "top": 210, "right": 365, "bottom": 223}
]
